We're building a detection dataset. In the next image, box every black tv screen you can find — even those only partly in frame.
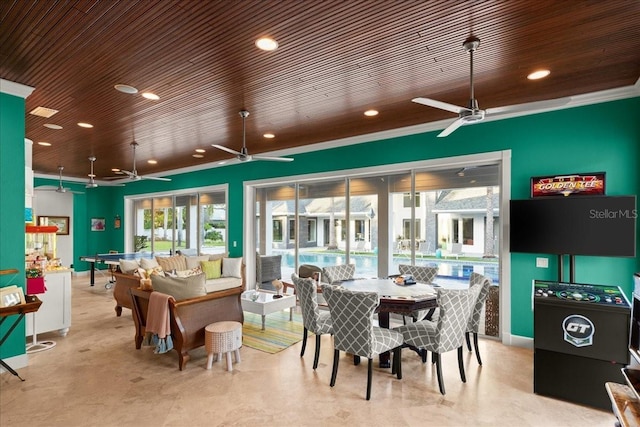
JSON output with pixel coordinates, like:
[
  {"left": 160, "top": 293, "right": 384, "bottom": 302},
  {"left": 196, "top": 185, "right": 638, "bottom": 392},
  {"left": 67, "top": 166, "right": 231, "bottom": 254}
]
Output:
[{"left": 510, "top": 196, "right": 636, "bottom": 257}]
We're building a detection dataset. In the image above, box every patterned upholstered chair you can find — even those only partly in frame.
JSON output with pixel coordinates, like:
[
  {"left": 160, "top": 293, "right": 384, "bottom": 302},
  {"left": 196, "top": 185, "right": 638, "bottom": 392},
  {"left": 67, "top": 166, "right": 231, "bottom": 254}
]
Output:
[
  {"left": 395, "top": 286, "right": 478, "bottom": 395},
  {"left": 291, "top": 274, "right": 333, "bottom": 370},
  {"left": 398, "top": 264, "right": 438, "bottom": 321},
  {"left": 466, "top": 272, "right": 492, "bottom": 365},
  {"left": 321, "top": 264, "right": 355, "bottom": 284},
  {"left": 321, "top": 284, "right": 404, "bottom": 400}
]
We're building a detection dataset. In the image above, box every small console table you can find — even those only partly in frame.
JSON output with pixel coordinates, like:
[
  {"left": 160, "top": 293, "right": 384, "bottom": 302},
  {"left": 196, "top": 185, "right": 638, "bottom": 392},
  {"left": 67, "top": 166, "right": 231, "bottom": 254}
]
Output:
[{"left": 0, "top": 282, "right": 42, "bottom": 381}]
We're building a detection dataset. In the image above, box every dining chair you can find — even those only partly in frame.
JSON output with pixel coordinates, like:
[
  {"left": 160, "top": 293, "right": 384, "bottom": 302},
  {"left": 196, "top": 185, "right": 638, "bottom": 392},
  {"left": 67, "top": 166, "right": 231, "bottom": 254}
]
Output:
[
  {"left": 321, "top": 264, "right": 355, "bottom": 284},
  {"left": 466, "top": 272, "right": 492, "bottom": 365},
  {"left": 398, "top": 264, "right": 438, "bottom": 322},
  {"left": 321, "top": 284, "right": 404, "bottom": 400},
  {"left": 291, "top": 274, "right": 333, "bottom": 370},
  {"left": 395, "top": 286, "right": 478, "bottom": 395}
]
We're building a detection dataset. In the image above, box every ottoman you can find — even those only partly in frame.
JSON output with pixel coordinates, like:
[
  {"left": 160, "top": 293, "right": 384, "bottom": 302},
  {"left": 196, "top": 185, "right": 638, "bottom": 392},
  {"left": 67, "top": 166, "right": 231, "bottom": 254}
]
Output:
[{"left": 205, "top": 321, "right": 242, "bottom": 371}]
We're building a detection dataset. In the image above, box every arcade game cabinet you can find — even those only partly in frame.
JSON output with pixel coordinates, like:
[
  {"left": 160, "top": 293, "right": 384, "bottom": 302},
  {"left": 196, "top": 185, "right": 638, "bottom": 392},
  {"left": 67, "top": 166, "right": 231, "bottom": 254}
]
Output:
[{"left": 533, "top": 280, "right": 630, "bottom": 410}]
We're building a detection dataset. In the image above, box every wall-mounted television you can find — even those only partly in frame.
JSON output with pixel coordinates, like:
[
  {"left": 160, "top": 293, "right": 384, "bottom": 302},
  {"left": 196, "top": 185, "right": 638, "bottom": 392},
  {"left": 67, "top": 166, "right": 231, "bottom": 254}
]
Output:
[{"left": 510, "top": 196, "right": 636, "bottom": 257}]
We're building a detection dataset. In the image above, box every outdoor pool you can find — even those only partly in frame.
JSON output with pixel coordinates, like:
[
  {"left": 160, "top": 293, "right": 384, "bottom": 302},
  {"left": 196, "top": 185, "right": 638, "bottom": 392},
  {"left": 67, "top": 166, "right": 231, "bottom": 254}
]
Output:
[{"left": 277, "top": 251, "right": 500, "bottom": 284}]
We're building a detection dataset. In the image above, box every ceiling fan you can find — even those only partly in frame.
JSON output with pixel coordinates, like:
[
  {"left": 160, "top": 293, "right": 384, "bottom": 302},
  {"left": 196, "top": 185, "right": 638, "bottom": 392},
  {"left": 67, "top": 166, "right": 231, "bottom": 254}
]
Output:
[
  {"left": 86, "top": 156, "right": 98, "bottom": 188},
  {"left": 111, "top": 142, "right": 172, "bottom": 182},
  {"left": 412, "top": 36, "right": 570, "bottom": 137},
  {"left": 38, "top": 166, "right": 84, "bottom": 194},
  {"left": 212, "top": 110, "right": 294, "bottom": 163}
]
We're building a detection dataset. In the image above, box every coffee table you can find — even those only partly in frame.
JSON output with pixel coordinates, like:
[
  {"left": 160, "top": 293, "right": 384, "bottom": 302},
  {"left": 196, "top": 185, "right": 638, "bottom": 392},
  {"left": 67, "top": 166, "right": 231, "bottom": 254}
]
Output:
[{"left": 241, "top": 291, "right": 296, "bottom": 330}]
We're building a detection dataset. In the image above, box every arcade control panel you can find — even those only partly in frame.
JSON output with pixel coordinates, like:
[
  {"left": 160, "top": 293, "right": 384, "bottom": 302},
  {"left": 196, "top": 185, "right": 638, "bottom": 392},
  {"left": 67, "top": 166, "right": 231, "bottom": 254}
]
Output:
[{"left": 534, "top": 280, "right": 629, "bottom": 307}]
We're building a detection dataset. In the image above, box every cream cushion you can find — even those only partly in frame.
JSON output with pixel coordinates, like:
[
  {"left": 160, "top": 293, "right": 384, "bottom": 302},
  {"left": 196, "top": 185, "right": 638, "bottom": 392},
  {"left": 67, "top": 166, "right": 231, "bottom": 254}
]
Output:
[
  {"left": 222, "top": 257, "right": 242, "bottom": 278},
  {"left": 185, "top": 255, "right": 210, "bottom": 269},
  {"left": 140, "top": 257, "right": 161, "bottom": 270},
  {"left": 150, "top": 273, "right": 207, "bottom": 301},
  {"left": 204, "top": 276, "right": 242, "bottom": 293},
  {"left": 156, "top": 255, "right": 187, "bottom": 272},
  {"left": 119, "top": 259, "right": 140, "bottom": 274}
]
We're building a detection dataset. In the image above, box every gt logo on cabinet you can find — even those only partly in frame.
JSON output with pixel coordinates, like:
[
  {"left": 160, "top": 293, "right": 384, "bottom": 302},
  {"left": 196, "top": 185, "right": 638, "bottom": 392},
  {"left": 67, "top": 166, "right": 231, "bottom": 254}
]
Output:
[{"left": 563, "top": 315, "right": 595, "bottom": 347}]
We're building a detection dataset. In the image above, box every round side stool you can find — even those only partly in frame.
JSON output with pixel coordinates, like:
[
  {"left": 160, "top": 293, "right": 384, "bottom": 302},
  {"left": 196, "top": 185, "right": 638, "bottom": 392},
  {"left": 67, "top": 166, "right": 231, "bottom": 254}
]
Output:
[{"left": 205, "top": 321, "right": 242, "bottom": 371}]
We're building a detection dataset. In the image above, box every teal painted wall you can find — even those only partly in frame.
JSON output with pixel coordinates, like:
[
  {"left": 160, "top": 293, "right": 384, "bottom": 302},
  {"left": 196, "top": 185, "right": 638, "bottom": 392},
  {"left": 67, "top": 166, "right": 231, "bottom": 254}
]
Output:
[
  {"left": 0, "top": 92, "right": 27, "bottom": 359},
  {"left": 27, "top": 97, "right": 640, "bottom": 342}
]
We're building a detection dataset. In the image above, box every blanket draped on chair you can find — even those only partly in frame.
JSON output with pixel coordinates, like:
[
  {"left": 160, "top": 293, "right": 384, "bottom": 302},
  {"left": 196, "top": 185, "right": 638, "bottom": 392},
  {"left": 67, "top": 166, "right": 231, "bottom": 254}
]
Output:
[{"left": 142, "top": 291, "right": 175, "bottom": 354}]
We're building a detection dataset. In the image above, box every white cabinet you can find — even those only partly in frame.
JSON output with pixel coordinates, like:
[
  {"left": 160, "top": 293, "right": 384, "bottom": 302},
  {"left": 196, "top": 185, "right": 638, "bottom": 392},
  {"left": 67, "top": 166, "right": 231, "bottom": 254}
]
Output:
[{"left": 25, "top": 270, "right": 72, "bottom": 337}]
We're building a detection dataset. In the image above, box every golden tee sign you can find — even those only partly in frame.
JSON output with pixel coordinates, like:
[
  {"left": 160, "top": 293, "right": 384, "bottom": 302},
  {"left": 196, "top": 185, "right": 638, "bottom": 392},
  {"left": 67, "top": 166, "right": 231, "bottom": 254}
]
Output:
[{"left": 531, "top": 173, "right": 606, "bottom": 197}]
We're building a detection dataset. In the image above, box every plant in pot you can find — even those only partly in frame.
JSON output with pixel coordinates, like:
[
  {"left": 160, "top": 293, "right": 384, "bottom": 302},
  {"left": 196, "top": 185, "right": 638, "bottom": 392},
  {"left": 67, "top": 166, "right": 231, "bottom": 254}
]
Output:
[{"left": 134, "top": 235, "right": 149, "bottom": 252}]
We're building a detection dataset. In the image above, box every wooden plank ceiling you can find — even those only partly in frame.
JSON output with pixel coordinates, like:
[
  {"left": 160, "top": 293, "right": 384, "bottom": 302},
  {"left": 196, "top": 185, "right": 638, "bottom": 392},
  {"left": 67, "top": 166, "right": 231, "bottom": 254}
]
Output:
[{"left": 1, "top": 0, "right": 639, "bottom": 180}]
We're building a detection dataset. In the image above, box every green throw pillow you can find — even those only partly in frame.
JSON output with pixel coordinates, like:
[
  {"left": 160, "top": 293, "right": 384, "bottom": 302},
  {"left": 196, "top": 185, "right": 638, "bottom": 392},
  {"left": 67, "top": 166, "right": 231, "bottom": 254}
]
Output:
[{"left": 200, "top": 259, "right": 222, "bottom": 280}]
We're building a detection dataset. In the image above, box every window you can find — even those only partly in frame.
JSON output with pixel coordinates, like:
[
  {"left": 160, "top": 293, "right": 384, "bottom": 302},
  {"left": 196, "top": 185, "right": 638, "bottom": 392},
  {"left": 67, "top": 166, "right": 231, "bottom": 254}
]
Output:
[
  {"left": 402, "top": 219, "right": 421, "bottom": 240},
  {"left": 130, "top": 187, "right": 226, "bottom": 255},
  {"left": 403, "top": 192, "right": 421, "bottom": 208},
  {"left": 273, "top": 219, "right": 283, "bottom": 242},
  {"left": 289, "top": 219, "right": 296, "bottom": 241},
  {"left": 452, "top": 218, "right": 473, "bottom": 244},
  {"left": 308, "top": 218, "right": 317, "bottom": 242}
]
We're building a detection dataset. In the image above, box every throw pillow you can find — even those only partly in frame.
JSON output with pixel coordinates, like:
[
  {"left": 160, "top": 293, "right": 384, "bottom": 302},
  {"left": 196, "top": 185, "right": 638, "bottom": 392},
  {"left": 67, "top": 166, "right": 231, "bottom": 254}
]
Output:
[
  {"left": 222, "top": 257, "right": 243, "bottom": 278},
  {"left": 208, "top": 252, "right": 228, "bottom": 262},
  {"left": 140, "top": 257, "right": 161, "bottom": 270},
  {"left": 176, "top": 266, "right": 203, "bottom": 278},
  {"left": 156, "top": 255, "right": 187, "bottom": 272},
  {"left": 119, "top": 259, "right": 140, "bottom": 274},
  {"left": 200, "top": 259, "right": 222, "bottom": 280},
  {"left": 150, "top": 273, "right": 206, "bottom": 301},
  {"left": 185, "top": 255, "right": 210, "bottom": 269}
]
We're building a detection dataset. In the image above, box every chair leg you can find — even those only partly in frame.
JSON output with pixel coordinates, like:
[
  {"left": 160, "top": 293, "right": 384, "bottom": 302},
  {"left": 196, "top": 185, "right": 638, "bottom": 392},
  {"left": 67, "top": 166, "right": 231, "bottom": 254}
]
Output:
[
  {"left": 300, "top": 327, "right": 308, "bottom": 357},
  {"left": 465, "top": 331, "right": 472, "bottom": 352},
  {"left": 434, "top": 353, "right": 445, "bottom": 395},
  {"left": 394, "top": 347, "right": 402, "bottom": 380},
  {"left": 354, "top": 355, "right": 361, "bottom": 366},
  {"left": 421, "top": 349, "right": 427, "bottom": 364},
  {"left": 431, "top": 351, "right": 436, "bottom": 364},
  {"left": 313, "top": 334, "right": 321, "bottom": 370},
  {"left": 330, "top": 349, "right": 340, "bottom": 387},
  {"left": 458, "top": 346, "right": 467, "bottom": 383},
  {"left": 366, "top": 358, "right": 373, "bottom": 400},
  {"left": 473, "top": 332, "right": 482, "bottom": 365}
]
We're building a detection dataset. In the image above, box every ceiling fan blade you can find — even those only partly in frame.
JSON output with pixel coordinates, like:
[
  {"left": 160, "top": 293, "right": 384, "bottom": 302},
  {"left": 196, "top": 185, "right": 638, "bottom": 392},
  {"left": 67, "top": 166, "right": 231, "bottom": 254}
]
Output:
[
  {"left": 140, "top": 175, "right": 172, "bottom": 182},
  {"left": 437, "top": 117, "right": 466, "bottom": 137},
  {"left": 486, "top": 96, "right": 572, "bottom": 116},
  {"left": 212, "top": 144, "right": 242, "bottom": 156},
  {"left": 251, "top": 155, "right": 294, "bottom": 162},
  {"left": 412, "top": 97, "right": 469, "bottom": 114}
]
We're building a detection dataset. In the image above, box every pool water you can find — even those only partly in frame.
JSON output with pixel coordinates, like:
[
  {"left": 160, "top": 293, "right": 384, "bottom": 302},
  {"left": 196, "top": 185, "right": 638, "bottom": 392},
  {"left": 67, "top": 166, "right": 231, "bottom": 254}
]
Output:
[{"left": 278, "top": 251, "right": 500, "bottom": 284}]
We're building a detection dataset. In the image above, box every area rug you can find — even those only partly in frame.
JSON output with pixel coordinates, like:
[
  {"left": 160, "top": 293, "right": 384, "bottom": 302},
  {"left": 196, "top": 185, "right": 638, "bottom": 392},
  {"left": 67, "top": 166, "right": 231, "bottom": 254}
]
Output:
[{"left": 242, "top": 310, "right": 305, "bottom": 354}]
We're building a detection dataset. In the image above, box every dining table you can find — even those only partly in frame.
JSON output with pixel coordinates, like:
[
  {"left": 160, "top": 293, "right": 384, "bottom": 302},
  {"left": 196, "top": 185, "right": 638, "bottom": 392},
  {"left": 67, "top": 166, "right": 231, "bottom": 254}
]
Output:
[{"left": 337, "top": 278, "right": 438, "bottom": 368}]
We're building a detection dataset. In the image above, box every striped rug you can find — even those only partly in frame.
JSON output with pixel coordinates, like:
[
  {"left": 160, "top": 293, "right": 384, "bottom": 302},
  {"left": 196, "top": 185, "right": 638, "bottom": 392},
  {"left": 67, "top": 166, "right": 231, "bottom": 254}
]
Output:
[{"left": 242, "top": 310, "right": 304, "bottom": 354}]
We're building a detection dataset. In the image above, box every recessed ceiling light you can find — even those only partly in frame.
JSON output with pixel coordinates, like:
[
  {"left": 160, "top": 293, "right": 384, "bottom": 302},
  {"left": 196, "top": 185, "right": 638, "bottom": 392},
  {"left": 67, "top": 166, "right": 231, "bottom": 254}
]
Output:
[
  {"left": 364, "top": 109, "right": 379, "bottom": 117},
  {"left": 114, "top": 84, "right": 138, "bottom": 94},
  {"left": 112, "top": 168, "right": 121, "bottom": 173},
  {"left": 195, "top": 148, "right": 206, "bottom": 153},
  {"left": 142, "top": 92, "right": 160, "bottom": 100},
  {"left": 147, "top": 160, "right": 157, "bottom": 164},
  {"left": 255, "top": 37, "right": 278, "bottom": 51},
  {"left": 218, "top": 161, "right": 227, "bottom": 165},
  {"left": 192, "top": 154, "right": 204, "bottom": 158},
  {"left": 43, "top": 123, "right": 63, "bottom": 130},
  {"left": 527, "top": 69, "right": 551, "bottom": 80},
  {"left": 78, "top": 122, "right": 93, "bottom": 128},
  {"left": 37, "top": 141, "right": 52, "bottom": 146},
  {"left": 30, "top": 106, "right": 59, "bottom": 118},
  {"left": 263, "top": 133, "right": 275, "bottom": 139},
  {"left": 88, "top": 174, "right": 96, "bottom": 178}
]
